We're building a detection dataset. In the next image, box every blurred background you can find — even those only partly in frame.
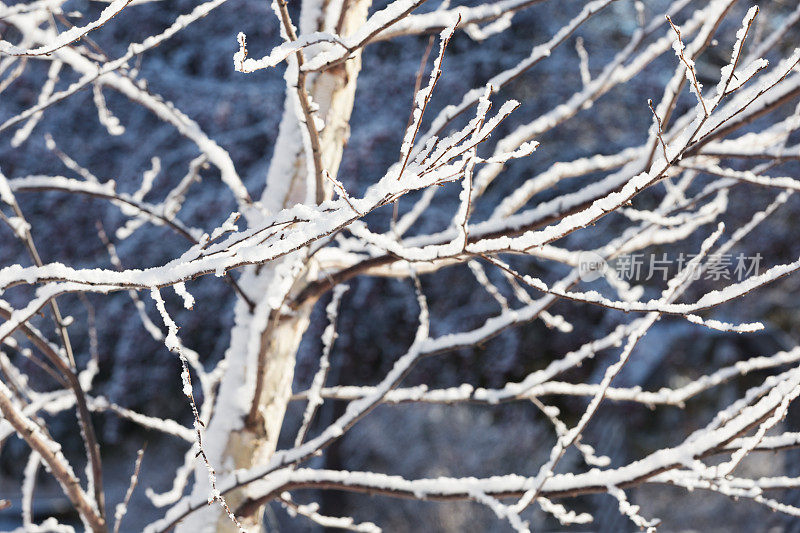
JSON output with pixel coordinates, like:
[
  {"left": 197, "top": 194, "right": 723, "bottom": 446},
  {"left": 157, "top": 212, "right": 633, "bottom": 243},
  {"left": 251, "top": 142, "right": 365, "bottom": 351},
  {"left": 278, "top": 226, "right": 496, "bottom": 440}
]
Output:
[{"left": 2, "top": 0, "right": 800, "bottom": 530}]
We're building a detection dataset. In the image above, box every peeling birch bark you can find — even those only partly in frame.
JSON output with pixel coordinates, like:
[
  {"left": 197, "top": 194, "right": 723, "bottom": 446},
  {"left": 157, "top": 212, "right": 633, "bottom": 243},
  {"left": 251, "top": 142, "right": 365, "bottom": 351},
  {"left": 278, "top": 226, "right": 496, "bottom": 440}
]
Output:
[{"left": 177, "top": 1, "right": 372, "bottom": 530}]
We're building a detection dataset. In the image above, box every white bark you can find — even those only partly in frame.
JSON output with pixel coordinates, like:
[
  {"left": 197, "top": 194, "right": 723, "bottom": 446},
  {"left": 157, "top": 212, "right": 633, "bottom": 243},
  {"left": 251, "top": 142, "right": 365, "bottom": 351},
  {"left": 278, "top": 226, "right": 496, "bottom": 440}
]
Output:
[{"left": 177, "top": 1, "right": 371, "bottom": 530}]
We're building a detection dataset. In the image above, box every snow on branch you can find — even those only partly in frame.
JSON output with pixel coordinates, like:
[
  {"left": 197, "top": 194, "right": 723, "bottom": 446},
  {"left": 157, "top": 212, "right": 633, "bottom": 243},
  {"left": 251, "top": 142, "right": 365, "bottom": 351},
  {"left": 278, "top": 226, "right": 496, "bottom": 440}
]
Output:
[
  {"left": 6, "top": 1, "right": 800, "bottom": 531},
  {"left": 373, "top": 0, "right": 548, "bottom": 42},
  {"left": 235, "top": 0, "right": 430, "bottom": 73},
  {"left": 0, "top": 0, "right": 132, "bottom": 56}
]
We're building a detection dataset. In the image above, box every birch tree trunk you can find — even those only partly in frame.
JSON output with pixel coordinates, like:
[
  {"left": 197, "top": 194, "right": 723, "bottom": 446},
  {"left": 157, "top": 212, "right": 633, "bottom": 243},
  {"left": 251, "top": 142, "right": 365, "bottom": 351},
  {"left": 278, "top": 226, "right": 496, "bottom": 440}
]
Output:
[{"left": 177, "top": 1, "right": 371, "bottom": 531}]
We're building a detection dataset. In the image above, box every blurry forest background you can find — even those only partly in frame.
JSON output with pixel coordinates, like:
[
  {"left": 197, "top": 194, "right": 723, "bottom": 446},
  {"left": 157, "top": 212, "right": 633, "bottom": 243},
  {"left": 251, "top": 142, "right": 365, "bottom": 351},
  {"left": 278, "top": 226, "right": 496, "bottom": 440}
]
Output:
[{"left": 2, "top": 0, "right": 800, "bottom": 530}]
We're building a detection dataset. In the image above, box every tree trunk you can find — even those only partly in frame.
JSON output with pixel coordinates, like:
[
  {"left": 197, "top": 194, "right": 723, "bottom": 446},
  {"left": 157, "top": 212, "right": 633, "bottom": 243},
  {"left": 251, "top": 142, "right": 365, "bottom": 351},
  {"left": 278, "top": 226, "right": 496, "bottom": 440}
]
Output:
[{"left": 177, "top": 1, "right": 371, "bottom": 531}]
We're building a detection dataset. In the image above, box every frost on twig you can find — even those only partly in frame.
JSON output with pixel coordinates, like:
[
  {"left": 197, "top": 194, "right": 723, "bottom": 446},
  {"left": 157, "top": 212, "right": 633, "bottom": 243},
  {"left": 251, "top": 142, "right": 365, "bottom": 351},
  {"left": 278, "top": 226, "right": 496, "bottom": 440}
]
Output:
[
  {"left": 0, "top": 0, "right": 133, "bottom": 56},
  {"left": 7, "top": 1, "right": 800, "bottom": 532},
  {"left": 150, "top": 289, "right": 244, "bottom": 532}
]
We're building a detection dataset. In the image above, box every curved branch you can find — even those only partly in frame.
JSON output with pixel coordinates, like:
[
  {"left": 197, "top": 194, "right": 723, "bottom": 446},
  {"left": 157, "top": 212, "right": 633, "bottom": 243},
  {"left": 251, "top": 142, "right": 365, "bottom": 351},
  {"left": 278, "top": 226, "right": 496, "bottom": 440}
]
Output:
[{"left": 0, "top": 0, "right": 132, "bottom": 57}]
